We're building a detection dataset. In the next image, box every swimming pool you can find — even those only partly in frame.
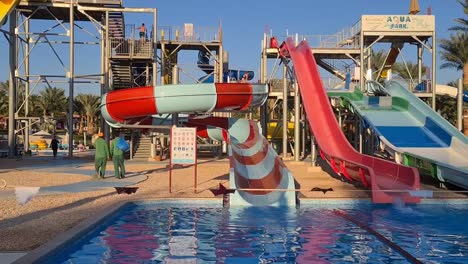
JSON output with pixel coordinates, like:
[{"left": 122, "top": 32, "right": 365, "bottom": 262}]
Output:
[{"left": 39, "top": 200, "right": 467, "bottom": 263}]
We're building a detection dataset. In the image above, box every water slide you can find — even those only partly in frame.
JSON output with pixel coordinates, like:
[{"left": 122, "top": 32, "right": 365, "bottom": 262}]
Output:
[
  {"left": 328, "top": 80, "right": 468, "bottom": 190},
  {"left": 434, "top": 84, "right": 468, "bottom": 102},
  {"left": 0, "top": 0, "right": 20, "bottom": 24},
  {"left": 100, "top": 83, "right": 296, "bottom": 206},
  {"left": 283, "top": 38, "right": 420, "bottom": 203},
  {"left": 197, "top": 50, "right": 254, "bottom": 83}
]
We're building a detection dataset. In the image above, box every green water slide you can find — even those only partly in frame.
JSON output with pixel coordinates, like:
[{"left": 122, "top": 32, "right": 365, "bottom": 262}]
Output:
[{"left": 327, "top": 81, "right": 468, "bottom": 189}]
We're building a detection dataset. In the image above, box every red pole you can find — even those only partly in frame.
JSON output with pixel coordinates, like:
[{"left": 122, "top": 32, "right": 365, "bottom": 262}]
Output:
[{"left": 169, "top": 126, "right": 173, "bottom": 193}]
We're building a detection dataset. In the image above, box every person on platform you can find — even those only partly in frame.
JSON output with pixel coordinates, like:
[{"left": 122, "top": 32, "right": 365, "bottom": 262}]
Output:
[
  {"left": 139, "top": 23, "right": 146, "bottom": 44},
  {"left": 50, "top": 135, "right": 59, "bottom": 159},
  {"left": 94, "top": 132, "right": 109, "bottom": 179},
  {"left": 110, "top": 133, "right": 126, "bottom": 179}
]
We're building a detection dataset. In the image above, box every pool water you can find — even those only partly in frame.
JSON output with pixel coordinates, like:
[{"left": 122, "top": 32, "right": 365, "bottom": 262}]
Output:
[{"left": 46, "top": 201, "right": 467, "bottom": 263}]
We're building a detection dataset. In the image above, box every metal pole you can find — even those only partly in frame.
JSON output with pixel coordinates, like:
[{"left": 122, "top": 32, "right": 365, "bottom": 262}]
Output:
[
  {"left": 293, "top": 34, "right": 300, "bottom": 161},
  {"left": 359, "top": 119, "right": 363, "bottom": 153},
  {"left": 282, "top": 63, "right": 288, "bottom": 158},
  {"left": 100, "top": 13, "right": 105, "bottom": 135},
  {"left": 431, "top": 31, "right": 436, "bottom": 109},
  {"left": 293, "top": 82, "right": 300, "bottom": 161},
  {"left": 417, "top": 44, "right": 422, "bottom": 84},
  {"left": 153, "top": 8, "right": 157, "bottom": 87},
  {"left": 457, "top": 79, "right": 463, "bottom": 131},
  {"left": 172, "top": 65, "right": 179, "bottom": 126},
  {"left": 260, "top": 36, "right": 268, "bottom": 137},
  {"left": 103, "top": 11, "right": 110, "bottom": 143},
  {"left": 160, "top": 42, "right": 165, "bottom": 85},
  {"left": 8, "top": 11, "right": 17, "bottom": 158},
  {"left": 360, "top": 28, "right": 365, "bottom": 92},
  {"left": 311, "top": 135, "right": 316, "bottom": 166},
  {"left": 24, "top": 18, "right": 30, "bottom": 152},
  {"left": 219, "top": 42, "right": 223, "bottom": 83},
  {"left": 68, "top": 1, "right": 75, "bottom": 157}
]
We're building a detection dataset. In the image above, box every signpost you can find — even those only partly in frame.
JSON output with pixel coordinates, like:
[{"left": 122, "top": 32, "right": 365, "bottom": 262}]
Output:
[{"left": 169, "top": 126, "right": 197, "bottom": 193}]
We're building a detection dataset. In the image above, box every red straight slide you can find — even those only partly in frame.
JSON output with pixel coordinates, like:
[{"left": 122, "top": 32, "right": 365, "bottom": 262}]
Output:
[{"left": 284, "top": 38, "right": 420, "bottom": 203}]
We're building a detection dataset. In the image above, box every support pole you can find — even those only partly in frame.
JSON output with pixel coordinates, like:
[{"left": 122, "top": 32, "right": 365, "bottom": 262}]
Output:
[
  {"left": 68, "top": 1, "right": 75, "bottom": 157},
  {"left": 360, "top": 31, "right": 365, "bottom": 92},
  {"left": 282, "top": 63, "right": 288, "bottom": 158},
  {"left": 431, "top": 32, "right": 436, "bottom": 109},
  {"left": 293, "top": 81, "right": 300, "bottom": 161},
  {"left": 311, "top": 135, "right": 316, "bottom": 166},
  {"left": 172, "top": 65, "right": 179, "bottom": 126},
  {"left": 260, "top": 36, "right": 268, "bottom": 137},
  {"left": 24, "top": 18, "right": 30, "bottom": 152},
  {"left": 8, "top": 11, "right": 17, "bottom": 158},
  {"left": 293, "top": 34, "right": 300, "bottom": 161},
  {"left": 153, "top": 8, "right": 157, "bottom": 87},
  {"left": 103, "top": 10, "right": 110, "bottom": 143},
  {"left": 457, "top": 79, "right": 463, "bottom": 131},
  {"left": 417, "top": 44, "right": 422, "bottom": 84}
]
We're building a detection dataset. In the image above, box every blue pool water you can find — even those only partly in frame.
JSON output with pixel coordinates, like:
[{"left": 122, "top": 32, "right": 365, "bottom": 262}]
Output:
[{"left": 45, "top": 201, "right": 467, "bottom": 263}]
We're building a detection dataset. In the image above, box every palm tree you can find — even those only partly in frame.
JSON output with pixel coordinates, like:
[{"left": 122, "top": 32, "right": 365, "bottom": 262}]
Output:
[
  {"left": 0, "top": 91, "right": 7, "bottom": 115},
  {"left": 393, "top": 61, "right": 428, "bottom": 80},
  {"left": 370, "top": 49, "right": 388, "bottom": 80},
  {"left": 37, "top": 87, "right": 67, "bottom": 117},
  {"left": 450, "top": 0, "right": 468, "bottom": 32},
  {"left": 75, "top": 94, "right": 100, "bottom": 135},
  {"left": 439, "top": 33, "right": 468, "bottom": 87}
]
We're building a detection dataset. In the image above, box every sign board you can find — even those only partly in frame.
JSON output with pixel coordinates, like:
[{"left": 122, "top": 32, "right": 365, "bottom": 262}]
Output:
[
  {"left": 184, "top": 23, "right": 194, "bottom": 39},
  {"left": 361, "top": 15, "right": 435, "bottom": 32},
  {"left": 170, "top": 126, "right": 197, "bottom": 165}
]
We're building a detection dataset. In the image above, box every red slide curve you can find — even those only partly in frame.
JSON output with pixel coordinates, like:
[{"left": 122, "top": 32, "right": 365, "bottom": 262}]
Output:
[{"left": 283, "top": 38, "right": 420, "bottom": 203}]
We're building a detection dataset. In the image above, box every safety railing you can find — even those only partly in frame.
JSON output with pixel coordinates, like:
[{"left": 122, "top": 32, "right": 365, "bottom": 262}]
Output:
[
  {"left": 109, "top": 38, "right": 153, "bottom": 59},
  {"left": 396, "top": 78, "right": 432, "bottom": 93},
  {"left": 158, "top": 25, "right": 221, "bottom": 43}
]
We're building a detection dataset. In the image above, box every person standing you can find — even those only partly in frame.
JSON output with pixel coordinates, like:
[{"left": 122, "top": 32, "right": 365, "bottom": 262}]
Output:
[
  {"left": 50, "top": 135, "right": 59, "bottom": 159},
  {"left": 110, "top": 134, "right": 126, "bottom": 179},
  {"left": 139, "top": 23, "right": 146, "bottom": 44},
  {"left": 94, "top": 132, "right": 109, "bottom": 179}
]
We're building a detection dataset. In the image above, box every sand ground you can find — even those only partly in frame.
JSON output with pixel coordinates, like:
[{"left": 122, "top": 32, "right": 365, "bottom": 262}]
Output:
[{"left": 0, "top": 151, "right": 466, "bottom": 252}]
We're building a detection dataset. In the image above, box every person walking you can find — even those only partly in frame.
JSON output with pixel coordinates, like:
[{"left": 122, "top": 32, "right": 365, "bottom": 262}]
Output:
[
  {"left": 94, "top": 132, "right": 109, "bottom": 179},
  {"left": 50, "top": 135, "right": 59, "bottom": 159},
  {"left": 110, "top": 134, "right": 126, "bottom": 179}
]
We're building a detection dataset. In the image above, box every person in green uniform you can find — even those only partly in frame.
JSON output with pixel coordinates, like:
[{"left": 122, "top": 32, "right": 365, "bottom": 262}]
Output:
[
  {"left": 110, "top": 133, "right": 126, "bottom": 179},
  {"left": 94, "top": 132, "right": 109, "bottom": 179}
]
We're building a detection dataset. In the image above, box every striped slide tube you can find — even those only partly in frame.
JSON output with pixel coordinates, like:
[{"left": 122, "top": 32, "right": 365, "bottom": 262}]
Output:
[
  {"left": 100, "top": 83, "right": 268, "bottom": 127},
  {"left": 187, "top": 117, "right": 296, "bottom": 206}
]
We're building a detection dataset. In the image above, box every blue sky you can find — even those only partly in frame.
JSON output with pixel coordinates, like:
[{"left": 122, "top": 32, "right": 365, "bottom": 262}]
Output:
[{"left": 0, "top": 0, "right": 465, "bottom": 94}]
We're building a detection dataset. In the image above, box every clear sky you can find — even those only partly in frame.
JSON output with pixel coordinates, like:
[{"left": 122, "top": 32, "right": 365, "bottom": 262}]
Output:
[{"left": 0, "top": 0, "right": 464, "bottom": 95}]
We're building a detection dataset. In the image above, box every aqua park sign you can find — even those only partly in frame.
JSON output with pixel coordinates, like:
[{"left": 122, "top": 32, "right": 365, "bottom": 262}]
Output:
[{"left": 386, "top": 16, "right": 412, "bottom": 30}]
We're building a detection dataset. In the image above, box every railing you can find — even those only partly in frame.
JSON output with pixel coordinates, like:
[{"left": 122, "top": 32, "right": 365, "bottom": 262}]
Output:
[
  {"left": 267, "top": 19, "right": 361, "bottom": 49},
  {"left": 396, "top": 78, "right": 432, "bottom": 93},
  {"left": 109, "top": 38, "right": 153, "bottom": 59},
  {"left": 158, "top": 25, "right": 221, "bottom": 43}
]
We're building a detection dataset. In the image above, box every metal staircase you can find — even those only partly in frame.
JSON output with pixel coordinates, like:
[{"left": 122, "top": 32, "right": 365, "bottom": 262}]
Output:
[
  {"left": 132, "top": 135, "right": 152, "bottom": 159},
  {"left": 110, "top": 61, "right": 132, "bottom": 89},
  {"left": 316, "top": 59, "right": 347, "bottom": 80}
]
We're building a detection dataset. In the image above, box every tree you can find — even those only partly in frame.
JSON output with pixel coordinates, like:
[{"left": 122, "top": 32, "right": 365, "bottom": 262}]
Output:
[
  {"left": 370, "top": 49, "right": 388, "bottom": 80},
  {"left": 37, "top": 87, "right": 67, "bottom": 117},
  {"left": 450, "top": 0, "right": 468, "bottom": 32},
  {"left": 439, "top": 33, "right": 468, "bottom": 87},
  {"left": 75, "top": 94, "right": 100, "bottom": 135},
  {"left": 393, "top": 61, "right": 427, "bottom": 81},
  {"left": 0, "top": 91, "right": 7, "bottom": 115}
]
